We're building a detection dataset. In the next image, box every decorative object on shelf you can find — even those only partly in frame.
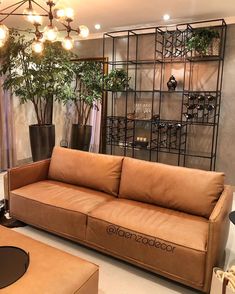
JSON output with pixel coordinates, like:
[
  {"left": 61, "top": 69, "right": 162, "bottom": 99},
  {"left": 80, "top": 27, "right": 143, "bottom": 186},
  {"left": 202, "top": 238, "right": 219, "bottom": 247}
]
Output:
[
  {"left": 133, "top": 137, "right": 149, "bottom": 148},
  {"left": 0, "top": 32, "right": 75, "bottom": 161},
  {"left": 197, "top": 104, "right": 204, "bottom": 110},
  {"left": 152, "top": 114, "right": 160, "bottom": 121},
  {"left": 184, "top": 103, "right": 197, "bottom": 110},
  {"left": 183, "top": 113, "right": 198, "bottom": 120},
  {"left": 207, "top": 104, "right": 215, "bottom": 112},
  {"left": 104, "top": 68, "right": 130, "bottom": 91},
  {"left": 0, "top": 0, "right": 89, "bottom": 53},
  {"left": 198, "top": 95, "right": 205, "bottom": 101},
  {"left": 207, "top": 95, "right": 215, "bottom": 101},
  {"left": 167, "top": 75, "right": 178, "bottom": 91},
  {"left": 186, "top": 28, "right": 220, "bottom": 56},
  {"left": 188, "top": 94, "right": 197, "bottom": 101},
  {"left": 127, "top": 112, "right": 136, "bottom": 120},
  {"left": 151, "top": 120, "right": 186, "bottom": 151}
]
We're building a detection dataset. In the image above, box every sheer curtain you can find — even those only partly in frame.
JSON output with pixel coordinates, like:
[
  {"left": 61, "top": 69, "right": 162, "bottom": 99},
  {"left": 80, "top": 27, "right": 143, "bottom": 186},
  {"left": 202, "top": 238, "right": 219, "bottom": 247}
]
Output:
[
  {"left": 89, "top": 102, "right": 101, "bottom": 153},
  {"left": 0, "top": 79, "right": 16, "bottom": 170}
]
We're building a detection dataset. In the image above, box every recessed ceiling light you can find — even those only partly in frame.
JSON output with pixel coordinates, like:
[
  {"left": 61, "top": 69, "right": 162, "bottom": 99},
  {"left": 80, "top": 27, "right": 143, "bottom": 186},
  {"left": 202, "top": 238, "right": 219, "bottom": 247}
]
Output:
[
  {"left": 163, "top": 14, "right": 170, "bottom": 21},
  {"left": 95, "top": 24, "right": 101, "bottom": 30}
]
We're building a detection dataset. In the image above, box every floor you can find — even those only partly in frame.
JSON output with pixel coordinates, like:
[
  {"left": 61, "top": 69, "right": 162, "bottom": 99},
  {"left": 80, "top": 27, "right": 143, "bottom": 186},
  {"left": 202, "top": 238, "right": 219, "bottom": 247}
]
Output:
[{"left": 0, "top": 173, "right": 234, "bottom": 294}]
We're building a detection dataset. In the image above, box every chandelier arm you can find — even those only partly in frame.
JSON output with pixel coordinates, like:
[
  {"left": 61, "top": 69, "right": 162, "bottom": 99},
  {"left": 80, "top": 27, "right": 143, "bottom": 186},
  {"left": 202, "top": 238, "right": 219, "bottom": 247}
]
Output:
[
  {"left": 0, "top": 1, "right": 27, "bottom": 23},
  {"left": 30, "top": 0, "right": 49, "bottom": 14},
  {"left": 0, "top": 0, "right": 27, "bottom": 13},
  {"left": 59, "top": 22, "right": 77, "bottom": 32},
  {"left": 0, "top": 13, "right": 48, "bottom": 16}
]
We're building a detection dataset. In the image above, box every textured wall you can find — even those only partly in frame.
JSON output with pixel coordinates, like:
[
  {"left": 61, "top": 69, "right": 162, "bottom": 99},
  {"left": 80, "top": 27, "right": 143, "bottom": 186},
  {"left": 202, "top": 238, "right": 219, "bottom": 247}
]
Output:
[
  {"left": 217, "top": 25, "right": 235, "bottom": 185},
  {"left": 13, "top": 26, "right": 235, "bottom": 184}
]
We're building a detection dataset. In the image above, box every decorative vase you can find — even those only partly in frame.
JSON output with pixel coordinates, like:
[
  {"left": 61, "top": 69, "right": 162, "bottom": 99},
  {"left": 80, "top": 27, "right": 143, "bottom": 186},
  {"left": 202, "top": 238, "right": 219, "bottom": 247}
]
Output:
[
  {"left": 70, "top": 124, "right": 92, "bottom": 151},
  {"left": 167, "top": 75, "right": 178, "bottom": 91},
  {"left": 29, "top": 124, "right": 55, "bottom": 162}
]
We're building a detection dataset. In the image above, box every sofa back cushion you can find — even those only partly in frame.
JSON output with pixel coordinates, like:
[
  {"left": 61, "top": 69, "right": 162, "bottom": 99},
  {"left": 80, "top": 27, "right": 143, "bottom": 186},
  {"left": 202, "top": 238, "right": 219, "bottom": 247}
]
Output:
[
  {"left": 48, "top": 147, "right": 123, "bottom": 196},
  {"left": 119, "top": 157, "right": 224, "bottom": 218}
]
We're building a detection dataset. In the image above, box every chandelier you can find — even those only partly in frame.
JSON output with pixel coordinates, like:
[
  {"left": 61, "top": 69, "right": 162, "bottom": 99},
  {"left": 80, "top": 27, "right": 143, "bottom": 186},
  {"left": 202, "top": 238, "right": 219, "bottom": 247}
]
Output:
[{"left": 0, "top": 0, "right": 89, "bottom": 53}]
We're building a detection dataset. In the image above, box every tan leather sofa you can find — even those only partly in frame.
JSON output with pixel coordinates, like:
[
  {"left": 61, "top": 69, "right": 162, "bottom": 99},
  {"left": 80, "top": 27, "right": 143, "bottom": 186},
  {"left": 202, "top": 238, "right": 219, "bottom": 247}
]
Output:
[{"left": 7, "top": 147, "right": 232, "bottom": 293}]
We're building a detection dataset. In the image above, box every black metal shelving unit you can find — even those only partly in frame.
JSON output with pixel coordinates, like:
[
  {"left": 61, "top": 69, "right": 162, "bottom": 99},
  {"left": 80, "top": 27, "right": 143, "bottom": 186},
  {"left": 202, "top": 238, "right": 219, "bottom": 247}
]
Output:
[{"left": 102, "top": 19, "right": 227, "bottom": 171}]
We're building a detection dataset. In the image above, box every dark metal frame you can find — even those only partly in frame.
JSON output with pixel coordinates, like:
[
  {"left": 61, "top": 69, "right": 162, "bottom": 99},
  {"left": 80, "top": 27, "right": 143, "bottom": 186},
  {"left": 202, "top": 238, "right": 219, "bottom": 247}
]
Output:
[{"left": 102, "top": 19, "right": 227, "bottom": 171}]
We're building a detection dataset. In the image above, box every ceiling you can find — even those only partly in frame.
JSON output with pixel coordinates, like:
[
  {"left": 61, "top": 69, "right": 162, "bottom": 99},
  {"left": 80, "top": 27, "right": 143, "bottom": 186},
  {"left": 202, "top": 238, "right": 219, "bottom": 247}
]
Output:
[{"left": 1, "top": 0, "right": 235, "bottom": 38}]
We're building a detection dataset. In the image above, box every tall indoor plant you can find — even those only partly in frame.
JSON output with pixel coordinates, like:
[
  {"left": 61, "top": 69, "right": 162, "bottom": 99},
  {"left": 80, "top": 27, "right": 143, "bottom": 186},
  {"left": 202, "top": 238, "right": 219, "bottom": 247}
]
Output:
[
  {"left": 68, "top": 60, "right": 103, "bottom": 151},
  {"left": 61, "top": 61, "right": 129, "bottom": 151},
  {"left": 0, "top": 31, "right": 74, "bottom": 161}
]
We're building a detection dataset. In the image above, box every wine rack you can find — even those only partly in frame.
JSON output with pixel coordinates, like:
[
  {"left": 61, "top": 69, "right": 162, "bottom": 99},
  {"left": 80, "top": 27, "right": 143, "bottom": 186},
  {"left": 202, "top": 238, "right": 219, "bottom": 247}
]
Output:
[{"left": 102, "top": 19, "right": 226, "bottom": 171}]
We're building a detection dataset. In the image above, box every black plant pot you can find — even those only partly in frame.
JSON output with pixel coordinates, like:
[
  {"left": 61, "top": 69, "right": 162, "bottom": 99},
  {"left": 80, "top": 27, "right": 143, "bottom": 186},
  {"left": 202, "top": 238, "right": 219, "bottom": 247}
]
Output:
[
  {"left": 29, "top": 124, "right": 55, "bottom": 162},
  {"left": 70, "top": 124, "right": 92, "bottom": 151}
]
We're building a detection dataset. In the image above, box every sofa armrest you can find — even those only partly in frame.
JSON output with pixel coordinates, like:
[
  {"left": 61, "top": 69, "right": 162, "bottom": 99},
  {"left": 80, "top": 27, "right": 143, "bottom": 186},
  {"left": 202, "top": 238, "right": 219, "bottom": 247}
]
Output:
[
  {"left": 203, "top": 185, "right": 233, "bottom": 293},
  {"left": 8, "top": 159, "right": 51, "bottom": 192}
]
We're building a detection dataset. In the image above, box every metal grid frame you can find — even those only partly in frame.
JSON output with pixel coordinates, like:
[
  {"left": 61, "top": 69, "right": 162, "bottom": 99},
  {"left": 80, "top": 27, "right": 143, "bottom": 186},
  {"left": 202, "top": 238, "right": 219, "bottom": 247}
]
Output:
[{"left": 102, "top": 19, "right": 227, "bottom": 170}]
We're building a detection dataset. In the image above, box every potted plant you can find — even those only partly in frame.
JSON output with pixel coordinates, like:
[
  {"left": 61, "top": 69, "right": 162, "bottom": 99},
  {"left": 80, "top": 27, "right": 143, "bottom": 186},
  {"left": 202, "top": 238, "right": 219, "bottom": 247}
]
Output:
[
  {"left": 186, "top": 28, "right": 220, "bottom": 57},
  {"left": 104, "top": 68, "right": 130, "bottom": 91},
  {"left": 61, "top": 62, "right": 130, "bottom": 151},
  {"left": 0, "top": 31, "right": 74, "bottom": 161},
  {"left": 65, "top": 61, "right": 103, "bottom": 151}
]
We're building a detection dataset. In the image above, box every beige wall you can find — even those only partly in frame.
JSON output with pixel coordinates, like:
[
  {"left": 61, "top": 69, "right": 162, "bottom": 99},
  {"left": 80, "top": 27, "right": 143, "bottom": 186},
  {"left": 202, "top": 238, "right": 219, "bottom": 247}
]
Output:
[
  {"left": 13, "top": 26, "right": 235, "bottom": 184},
  {"left": 217, "top": 24, "right": 235, "bottom": 185}
]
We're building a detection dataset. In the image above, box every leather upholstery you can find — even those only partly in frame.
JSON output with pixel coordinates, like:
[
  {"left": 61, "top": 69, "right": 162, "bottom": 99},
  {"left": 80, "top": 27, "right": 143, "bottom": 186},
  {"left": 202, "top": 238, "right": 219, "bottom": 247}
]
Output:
[
  {"left": 8, "top": 159, "right": 50, "bottom": 191},
  {"left": 10, "top": 180, "right": 114, "bottom": 240},
  {"left": 87, "top": 198, "right": 208, "bottom": 287},
  {"left": 48, "top": 147, "right": 124, "bottom": 196},
  {"left": 8, "top": 148, "right": 232, "bottom": 293},
  {"left": 119, "top": 157, "right": 225, "bottom": 218},
  {"left": 203, "top": 185, "right": 233, "bottom": 292},
  {"left": 0, "top": 225, "right": 99, "bottom": 294}
]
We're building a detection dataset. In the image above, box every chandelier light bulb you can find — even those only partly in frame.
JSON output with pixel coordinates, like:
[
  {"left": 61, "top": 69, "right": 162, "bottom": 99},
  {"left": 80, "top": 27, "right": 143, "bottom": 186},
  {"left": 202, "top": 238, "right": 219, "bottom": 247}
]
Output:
[
  {"left": 44, "top": 25, "right": 58, "bottom": 42},
  {"left": 65, "top": 8, "right": 74, "bottom": 20},
  {"left": 0, "top": 40, "right": 6, "bottom": 48},
  {"left": 23, "top": 7, "right": 37, "bottom": 23},
  {"left": 62, "top": 36, "right": 74, "bottom": 50},
  {"left": 54, "top": 8, "right": 65, "bottom": 20},
  {"left": 32, "top": 40, "right": 44, "bottom": 53},
  {"left": 79, "top": 25, "right": 89, "bottom": 38},
  {"left": 0, "top": 24, "right": 9, "bottom": 42},
  {"left": 33, "top": 15, "right": 43, "bottom": 26}
]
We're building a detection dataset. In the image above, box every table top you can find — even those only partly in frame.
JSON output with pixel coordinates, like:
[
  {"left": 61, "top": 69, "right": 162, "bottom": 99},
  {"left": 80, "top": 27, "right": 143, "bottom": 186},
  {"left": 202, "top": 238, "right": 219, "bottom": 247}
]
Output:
[{"left": 0, "top": 246, "right": 29, "bottom": 289}]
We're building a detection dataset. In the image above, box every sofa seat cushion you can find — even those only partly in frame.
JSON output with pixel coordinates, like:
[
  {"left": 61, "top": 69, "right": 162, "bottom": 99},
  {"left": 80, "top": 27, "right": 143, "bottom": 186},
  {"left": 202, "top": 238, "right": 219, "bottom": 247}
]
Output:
[
  {"left": 86, "top": 199, "right": 208, "bottom": 287},
  {"left": 48, "top": 147, "right": 124, "bottom": 196},
  {"left": 119, "top": 157, "right": 224, "bottom": 218},
  {"left": 10, "top": 180, "right": 114, "bottom": 241}
]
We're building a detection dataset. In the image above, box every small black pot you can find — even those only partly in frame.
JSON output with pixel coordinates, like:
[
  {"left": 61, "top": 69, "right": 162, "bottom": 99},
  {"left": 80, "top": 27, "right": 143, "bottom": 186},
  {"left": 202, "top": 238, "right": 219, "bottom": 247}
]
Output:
[
  {"left": 70, "top": 124, "right": 92, "bottom": 151},
  {"left": 29, "top": 124, "right": 55, "bottom": 162}
]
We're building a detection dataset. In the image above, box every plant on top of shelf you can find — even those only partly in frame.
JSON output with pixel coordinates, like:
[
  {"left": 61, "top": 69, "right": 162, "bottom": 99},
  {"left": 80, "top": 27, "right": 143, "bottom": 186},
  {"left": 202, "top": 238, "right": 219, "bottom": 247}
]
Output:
[
  {"left": 104, "top": 68, "right": 130, "bottom": 91},
  {"left": 186, "top": 28, "right": 220, "bottom": 56}
]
